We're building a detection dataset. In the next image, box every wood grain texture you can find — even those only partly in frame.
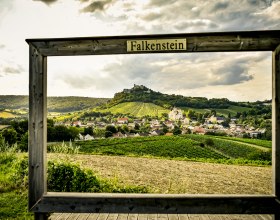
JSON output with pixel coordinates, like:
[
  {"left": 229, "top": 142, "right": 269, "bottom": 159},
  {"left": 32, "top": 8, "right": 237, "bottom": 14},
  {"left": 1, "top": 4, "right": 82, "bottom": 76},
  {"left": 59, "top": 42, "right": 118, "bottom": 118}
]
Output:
[
  {"left": 28, "top": 44, "right": 47, "bottom": 216},
  {"left": 273, "top": 44, "right": 280, "bottom": 199},
  {"left": 26, "top": 30, "right": 280, "bottom": 56},
  {"left": 32, "top": 193, "right": 280, "bottom": 214}
]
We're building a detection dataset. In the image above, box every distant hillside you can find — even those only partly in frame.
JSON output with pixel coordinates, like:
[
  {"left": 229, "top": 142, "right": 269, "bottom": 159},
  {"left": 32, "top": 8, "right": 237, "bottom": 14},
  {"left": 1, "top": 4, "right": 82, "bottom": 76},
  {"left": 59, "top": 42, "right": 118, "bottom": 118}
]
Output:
[
  {"left": 0, "top": 95, "right": 109, "bottom": 112},
  {"left": 106, "top": 84, "right": 255, "bottom": 110}
]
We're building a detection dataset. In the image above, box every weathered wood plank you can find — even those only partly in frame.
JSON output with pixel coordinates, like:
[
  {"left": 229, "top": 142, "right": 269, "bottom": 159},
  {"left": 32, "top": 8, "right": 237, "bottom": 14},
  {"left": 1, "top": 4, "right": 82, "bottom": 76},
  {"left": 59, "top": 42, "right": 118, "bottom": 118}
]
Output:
[
  {"left": 49, "top": 213, "right": 63, "bottom": 220},
  {"left": 178, "top": 215, "right": 189, "bottom": 220},
  {"left": 33, "top": 193, "right": 280, "bottom": 214},
  {"left": 56, "top": 213, "right": 72, "bottom": 220},
  {"left": 107, "top": 213, "right": 119, "bottom": 220},
  {"left": 76, "top": 214, "right": 91, "bottom": 220},
  {"left": 26, "top": 30, "right": 280, "bottom": 56},
  {"left": 272, "top": 43, "right": 280, "bottom": 203},
  {"left": 168, "top": 214, "right": 179, "bottom": 220},
  {"left": 117, "top": 213, "right": 128, "bottom": 219},
  {"left": 157, "top": 213, "right": 168, "bottom": 219},
  {"left": 187, "top": 214, "right": 201, "bottom": 220},
  {"left": 66, "top": 213, "right": 81, "bottom": 220},
  {"left": 28, "top": 43, "right": 47, "bottom": 217},
  {"left": 138, "top": 214, "right": 148, "bottom": 220},
  {"left": 147, "top": 214, "right": 158, "bottom": 220},
  {"left": 87, "top": 213, "right": 99, "bottom": 220},
  {"left": 128, "top": 213, "right": 138, "bottom": 220},
  {"left": 98, "top": 213, "right": 109, "bottom": 220}
]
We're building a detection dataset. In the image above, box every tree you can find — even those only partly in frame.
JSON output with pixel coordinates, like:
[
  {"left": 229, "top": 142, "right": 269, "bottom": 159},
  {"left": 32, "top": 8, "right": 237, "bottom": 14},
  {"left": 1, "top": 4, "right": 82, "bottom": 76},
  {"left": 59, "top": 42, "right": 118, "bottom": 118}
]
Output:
[
  {"left": 172, "top": 126, "right": 182, "bottom": 135},
  {"left": 84, "top": 126, "right": 94, "bottom": 136},
  {"left": 105, "top": 131, "right": 113, "bottom": 138},
  {"left": 19, "top": 132, "right": 28, "bottom": 152},
  {"left": 1, "top": 127, "right": 17, "bottom": 145},
  {"left": 105, "top": 125, "right": 117, "bottom": 134}
]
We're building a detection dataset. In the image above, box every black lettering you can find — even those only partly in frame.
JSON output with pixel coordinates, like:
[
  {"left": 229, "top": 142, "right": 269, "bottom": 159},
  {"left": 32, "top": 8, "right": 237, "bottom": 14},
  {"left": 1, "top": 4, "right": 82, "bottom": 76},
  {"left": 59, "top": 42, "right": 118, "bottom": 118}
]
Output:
[
  {"left": 130, "top": 41, "right": 137, "bottom": 51},
  {"left": 170, "top": 43, "right": 174, "bottom": 49},
  {"left": 179, "top": 43, "right": 184, "bottom": 50},
  {"left": 145, "top": 41, "right": 151, "bottom": 50},
  {"left": 162, "top": 43, "right": 166, "bottom": 50}
]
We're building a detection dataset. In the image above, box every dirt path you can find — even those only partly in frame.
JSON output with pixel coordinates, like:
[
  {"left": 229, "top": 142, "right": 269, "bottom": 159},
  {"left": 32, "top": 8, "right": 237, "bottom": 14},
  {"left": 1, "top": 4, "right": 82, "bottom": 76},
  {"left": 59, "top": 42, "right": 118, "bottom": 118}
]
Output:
[{"left": 48, "top": 153, "right": 272, "bottom": 195}]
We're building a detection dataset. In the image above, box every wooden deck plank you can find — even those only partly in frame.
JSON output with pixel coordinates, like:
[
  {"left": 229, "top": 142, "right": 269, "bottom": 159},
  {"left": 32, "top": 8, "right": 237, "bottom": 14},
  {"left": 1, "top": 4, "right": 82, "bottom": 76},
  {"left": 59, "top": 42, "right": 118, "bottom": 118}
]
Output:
[
  {"left": 49, "top": 213, "right": 63, "bottom": 220},
  {"left": 157, "top": 214, "right": 168, "bottom": 219},
  {"left": 87, "top": 213, "right": 100, "bottom": 220},
  {"left": 138, "top": 214, "right": 148, "bottom": 220},
  {"left": 168, "top": 214, "right": 179, "bottom": 220},
  {"left": 187, "top": 214, "right": 201, "bottom": 220},
  {"left": 178, "top": 214, "right": 190, "bottom": 220},
  {"left": 66, "top": 213, "right": 81, "bottom": 220},
  {"left": 107, "top": 213, "right": 119, "bottom": 220},
  {"left": 147, "top": 214, "right": 158, "bottom": 220},
  {"left": 117, "top": 213, "right": 128, "bottom": 219},
  {"left": 50, "top": 213, "right": 274, "bottom": 220},
  {"left": 128, "top": 213, "right": 138, "bottom": 220},
  {"left": 98, "top": 213, "right": 109, "bottom": 220},
  {"left": 56, "top": 213, "right": 72, "bottom": 220},
  {"left": 76, "top": 214, "right": 91, "bottom": 220}
]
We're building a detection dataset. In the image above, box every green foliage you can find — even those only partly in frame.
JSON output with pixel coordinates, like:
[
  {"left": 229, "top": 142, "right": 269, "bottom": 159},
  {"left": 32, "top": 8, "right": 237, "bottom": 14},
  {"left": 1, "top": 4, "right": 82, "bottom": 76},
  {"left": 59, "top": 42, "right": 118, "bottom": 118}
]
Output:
[
  {"left": 172, "top": 126, "right": 182, "bottom": 135},
  {"left": 1, "top": 127, "right": 17, "bottom": 145},
  {"left": 78, "top": 136, "right": 227, "bottom": 160},
  {"left": 47, "top": 161, "right": 100, "bottom": 192},
  {"left": 205, "top": 138, "right": 214, "bottom": 146},
  {"left": 47, "top": 161, "right": 148, "bottom": 193},
  {"left": 105, "top": 125, "right": 117, "bottom": 134},
  {"left": 77, "top": 135, "right": 271, "bottom": 166},
  {"left": 186, "top": 134, "right": 271, "bottom": 163},
  {"left": 105, "top": 131, "right": 113, "bottom": 138},
  {"left": 47, "top": 141, "right": 80, "bottom": 154},
  {"left": 47, "top": 125, "right": 79, "bottom": 142},
  {"left": 18, "top": 132, "right": 28, "bottom": 152},
  {"left": 216, "top": 136, "right": 272, "bottom": 148}
]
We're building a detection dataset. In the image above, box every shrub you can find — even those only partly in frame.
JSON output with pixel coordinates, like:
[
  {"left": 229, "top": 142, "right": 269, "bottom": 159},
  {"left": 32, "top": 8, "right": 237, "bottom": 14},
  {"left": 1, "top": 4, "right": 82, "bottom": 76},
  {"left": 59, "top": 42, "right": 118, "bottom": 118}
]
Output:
[
  {"left": 47, "top": 162, "right": 100, "bottom": 192},
  {"left": 205, "top": 138, "right": 214, "bottom": 146},
  {"left": 47, "top": 161, "right": 148, "bottom": 193}
]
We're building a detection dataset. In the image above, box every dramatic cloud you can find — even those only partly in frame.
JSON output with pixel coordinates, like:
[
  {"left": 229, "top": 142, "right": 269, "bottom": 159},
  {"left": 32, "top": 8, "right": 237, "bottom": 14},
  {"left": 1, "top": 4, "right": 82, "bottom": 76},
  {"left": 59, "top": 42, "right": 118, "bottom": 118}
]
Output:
[
  {"left": 211, "top": 2, "right": 229, "bottom": 12},
  {"left": 32, "top": 0, "right": 59, "bottom": 5},
  {"left": 0, "top": 63, "right": 24, "bottom": 77},
  {"left": 80, "top": 0, "right": 115, "bottom": 13}
]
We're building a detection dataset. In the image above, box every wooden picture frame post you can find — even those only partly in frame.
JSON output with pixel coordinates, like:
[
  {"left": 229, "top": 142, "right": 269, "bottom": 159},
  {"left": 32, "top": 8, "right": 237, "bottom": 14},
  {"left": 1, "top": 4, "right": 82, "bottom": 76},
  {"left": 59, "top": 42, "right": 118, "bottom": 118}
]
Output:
[{"left": 27, "top": 30, "right": 280, "bottom": 220}]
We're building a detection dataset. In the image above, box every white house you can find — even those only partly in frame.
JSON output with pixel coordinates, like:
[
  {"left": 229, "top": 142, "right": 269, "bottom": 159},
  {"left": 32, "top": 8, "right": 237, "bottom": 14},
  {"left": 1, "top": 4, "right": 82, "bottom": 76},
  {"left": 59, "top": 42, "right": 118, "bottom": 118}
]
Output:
[{"left": 168, "top": 107, "right": 184, "bottom": 121}]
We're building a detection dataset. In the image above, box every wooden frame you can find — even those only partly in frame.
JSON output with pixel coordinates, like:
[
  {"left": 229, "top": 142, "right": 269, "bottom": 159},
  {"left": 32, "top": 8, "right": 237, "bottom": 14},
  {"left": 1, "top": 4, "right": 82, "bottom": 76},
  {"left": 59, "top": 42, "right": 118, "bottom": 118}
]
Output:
[{"left": 26, "top": 30, "right": 280, "bottom": 219}]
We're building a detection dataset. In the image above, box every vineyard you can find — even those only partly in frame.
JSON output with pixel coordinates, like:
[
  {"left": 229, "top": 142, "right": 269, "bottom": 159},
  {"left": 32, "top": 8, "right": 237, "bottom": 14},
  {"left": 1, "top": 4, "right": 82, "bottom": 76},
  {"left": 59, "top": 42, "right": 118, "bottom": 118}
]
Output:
[
  {"left": 99, "top": 102, "right": 169, "bottom": 117},
  {"left": 76, "top": 135, "right": 271, "bottom": 165}
]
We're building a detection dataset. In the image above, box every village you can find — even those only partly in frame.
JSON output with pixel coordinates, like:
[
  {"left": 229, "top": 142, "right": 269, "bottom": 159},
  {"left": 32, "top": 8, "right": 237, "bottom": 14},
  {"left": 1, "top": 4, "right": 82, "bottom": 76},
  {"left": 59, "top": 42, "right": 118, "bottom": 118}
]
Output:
[{"left": 54, "top": 107, "right": 267, "bottom": 141}]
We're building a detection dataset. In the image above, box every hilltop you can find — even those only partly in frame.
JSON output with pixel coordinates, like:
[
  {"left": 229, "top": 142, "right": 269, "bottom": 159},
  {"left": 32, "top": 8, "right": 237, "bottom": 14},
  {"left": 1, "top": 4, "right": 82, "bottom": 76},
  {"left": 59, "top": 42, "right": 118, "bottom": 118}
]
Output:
[{"left": 105, "top": 84, "right": 267, "bottom": 110}]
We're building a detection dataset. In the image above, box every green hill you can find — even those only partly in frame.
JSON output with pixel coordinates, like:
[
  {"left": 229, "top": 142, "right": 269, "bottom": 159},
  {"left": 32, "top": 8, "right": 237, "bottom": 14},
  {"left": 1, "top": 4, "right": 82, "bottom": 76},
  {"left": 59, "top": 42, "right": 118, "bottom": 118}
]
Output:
[
  {"left": 98, "top": 102, "right": 169, "bottom": 117},
  {"left": 0, "top": 95, "right": 109, "bottom": 112},
  {"left": 107, "top": 84, "right": 233, "bottom": 109}
]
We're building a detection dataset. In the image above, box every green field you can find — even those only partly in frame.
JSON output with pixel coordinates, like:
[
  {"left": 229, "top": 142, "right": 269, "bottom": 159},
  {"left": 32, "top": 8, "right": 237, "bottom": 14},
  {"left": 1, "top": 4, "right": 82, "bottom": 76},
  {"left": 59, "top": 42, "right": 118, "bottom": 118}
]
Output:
[
  {"left": 76, "top": 135, "right": 271, "bottom": 165},
  {"left": 99, "top": 102, "right": 169, "bottom": 117},
  {"left": 0, "top": 110, "right": 18, "bottom": 118},
  {"left": 182, "top": 105, "right": 252, "bottom": 116},
  {"left": 97, "top": 102, "right": 252, "bottom": 118}
]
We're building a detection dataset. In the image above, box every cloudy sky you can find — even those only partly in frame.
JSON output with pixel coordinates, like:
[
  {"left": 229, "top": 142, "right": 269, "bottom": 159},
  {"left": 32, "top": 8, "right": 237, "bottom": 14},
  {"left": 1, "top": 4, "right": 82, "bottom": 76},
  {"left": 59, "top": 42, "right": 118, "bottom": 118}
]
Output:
[{"left": 0, "top": 0, "right": 280, "bottom": 101}]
